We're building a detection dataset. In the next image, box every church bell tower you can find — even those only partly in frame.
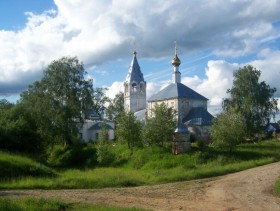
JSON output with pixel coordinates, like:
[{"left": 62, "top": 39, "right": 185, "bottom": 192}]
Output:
[{"left": 124, "top": 50, "right": 146, "bottom": 113}]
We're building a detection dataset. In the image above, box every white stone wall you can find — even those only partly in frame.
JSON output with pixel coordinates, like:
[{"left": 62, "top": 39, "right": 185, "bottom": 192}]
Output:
[
  {"left": 79, "top": 120, "right": 115, "bottom": 142},
  {"left": 148, "top": 98, "right": 207, "bottom": 122},
  {"left": 124, "top": 81, "right": 146, "bottom": 113}
]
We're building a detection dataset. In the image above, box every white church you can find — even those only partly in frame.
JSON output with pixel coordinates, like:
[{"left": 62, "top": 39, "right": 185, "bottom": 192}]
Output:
[
  {"left": 80, "top": 47, "right": 214, "bottom": 144},
  {"left": 124, "top": 48, "right": 214, "bottom": 140}
]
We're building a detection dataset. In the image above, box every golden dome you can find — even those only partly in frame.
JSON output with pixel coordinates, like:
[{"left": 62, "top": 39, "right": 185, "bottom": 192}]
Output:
[{"left": 172, "top": 54, "right": 181, "bottom": 66}]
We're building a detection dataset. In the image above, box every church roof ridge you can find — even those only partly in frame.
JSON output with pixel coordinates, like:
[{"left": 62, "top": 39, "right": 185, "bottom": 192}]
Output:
[{"left": 148, "top": 82, "right": 208, "bottom": 102}]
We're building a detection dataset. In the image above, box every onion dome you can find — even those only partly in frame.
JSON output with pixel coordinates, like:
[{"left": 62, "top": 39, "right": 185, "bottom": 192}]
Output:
[{"left": 172, "top": 54, "right": 181, "bottom": 66}]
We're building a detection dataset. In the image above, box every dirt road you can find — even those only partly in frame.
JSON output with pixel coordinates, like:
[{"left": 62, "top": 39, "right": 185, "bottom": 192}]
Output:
[{"left": 2, "top": 162, "right": 280, "bottom": 210}]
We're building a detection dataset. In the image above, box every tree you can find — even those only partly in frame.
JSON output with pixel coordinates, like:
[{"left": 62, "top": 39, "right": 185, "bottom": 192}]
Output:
[
  {"left": 144, "top": 103, "right": 176, "bottom": 146},
  {"left": 106, "top": 92, "right": 124, "bottom": 120},
  {"left": 223, "top": 65, "right": 278, "bottom": 138},
  {"left": 0, "top": 99, "right": 14, "bottom": 113},
  {"left": 0, "top": 102, "right": 41, "bottom": 152},
  {"left": 92, "top": 87, "right": 109, "bottom": 116},
  {"left": 211, "top": 109, "right": 245, "bottom": 152},
  {"left": 116, "top": 111, "right": 142, "bottom": 150},
  {"left": 98, "top": 121, "right": 109, "bottom": 143},
  {"left": 20, "top": 56, "right": 94, "bottom": 146}
]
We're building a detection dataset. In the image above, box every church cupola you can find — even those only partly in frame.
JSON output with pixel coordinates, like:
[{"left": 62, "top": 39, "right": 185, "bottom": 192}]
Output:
[
  {"left": 124, "top": 50, "right": 146, "bottom": 113},
  {"left": 172, "top": 42, "right": 181, "bottom": 83}
]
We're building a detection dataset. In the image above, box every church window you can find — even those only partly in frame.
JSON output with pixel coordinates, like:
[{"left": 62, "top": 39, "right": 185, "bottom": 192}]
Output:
[
  {"left": 132, "top": 83, "right": 137, "bottom": 92},
  {"left": 140, "top": 83, "right": 144, "bottom": 93}
]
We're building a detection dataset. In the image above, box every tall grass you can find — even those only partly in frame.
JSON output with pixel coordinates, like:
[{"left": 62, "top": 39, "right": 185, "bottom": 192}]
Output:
[
  {"left": 0, "top": 151, "right": 55, "bottom": 179},
  {"left": 0, "top": 197, "right": 145, "bottom": 211},
  {"left": 1, "top": 141, "right": 280, "bottom": 190},
  {"left": 275, "top": 178, "right": 280, "bottom": 197},
  {"left": 0, "top": 197, "right": 68, "bottom": 211}
]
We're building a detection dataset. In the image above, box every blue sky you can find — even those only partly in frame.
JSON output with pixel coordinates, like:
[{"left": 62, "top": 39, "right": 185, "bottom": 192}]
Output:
[
  {"left": 1, "top": 0, "right": 280, "bottom": 116},
  {"left": 0, "top": 0, "right": 56, "bottom": 30}
]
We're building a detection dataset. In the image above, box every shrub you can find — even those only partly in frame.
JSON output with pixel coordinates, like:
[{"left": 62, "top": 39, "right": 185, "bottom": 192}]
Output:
[
  {"left": 47, "top": 144, "right": 97, "bottom": 167},
  {"left": 197, "top": 140, "right": 205, "bottom": 151},
  {"left": 97, "top": 144, "right": 116, "bottom": 166}
]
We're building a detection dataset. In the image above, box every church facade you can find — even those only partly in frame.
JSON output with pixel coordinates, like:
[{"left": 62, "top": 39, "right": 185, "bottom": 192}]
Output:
[{"left": 124, "top": 48, "right": 214, "bottom": 140}]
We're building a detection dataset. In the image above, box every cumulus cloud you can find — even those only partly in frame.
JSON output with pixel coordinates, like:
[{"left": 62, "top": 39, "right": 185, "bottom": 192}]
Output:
[
  {"left": 179, "top": 54, "right": 280, "bottom": 116},
  {"left": 250, "top": 49, "right": 280, "bottom": 97},
  {"left": 105, "top": 81, "right": 123, "bottom": 99},
  {"left": 1, "top": 0, "right": 280, "bottom": 97}
]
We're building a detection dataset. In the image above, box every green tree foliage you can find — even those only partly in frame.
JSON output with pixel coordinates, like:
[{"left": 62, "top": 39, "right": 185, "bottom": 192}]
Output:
[
  {"left": 92, "top": 87, "right": 109, "bottom": 116},
  {"left": 211, "top": 109, "right": 245, "bottom": 152},
  {"left": 96, "top": 122, "right": 115, "bottom": 166},
  {"left": 116, "top": 111, "right": 142, "bottom": 150},
  {"left": 106, "top": 92, "right": 124, "bottom": 120},
  {"left": 98, "top": 121, "right": 109, "bottom": 143},
  {"left": 20, "top": 56, "right": 94, "bottom": 146},
  {"left": 223, "top": 65, "right": 278, "bottom": 138},
  {"left": 0, "top": 101, "right": 40, "bottom": 152},
  {"left": 0, "top": 99, "right": 13, "bottom": 113},
  {"left": 144, "top": 103, "right": 176, "bottom": 146}
]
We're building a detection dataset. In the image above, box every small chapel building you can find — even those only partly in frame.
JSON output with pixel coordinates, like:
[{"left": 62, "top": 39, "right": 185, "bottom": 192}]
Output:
[{"left": 124, "top": 47, "right": 214, "bottom": 140}]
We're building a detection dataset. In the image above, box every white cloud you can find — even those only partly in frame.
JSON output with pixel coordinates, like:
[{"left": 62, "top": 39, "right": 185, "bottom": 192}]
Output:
[
  {"left": 146, "top": 81, "right": 170, "bottom": 99},
  {"left": 180, "top": 60, "right": 238, "bottom": 116},
  {"left": 250, "top": 49, "right": 280, "bottom": 97},
  {"left": 1, "top": 0, "right": 280, "bottom": 96},
  {"left": 105, "top": 81, "right": 123, "bottom": 99}
]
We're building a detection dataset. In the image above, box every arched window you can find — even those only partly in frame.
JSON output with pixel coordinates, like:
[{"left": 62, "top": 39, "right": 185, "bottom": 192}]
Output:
[
  {"left": 132, "top": 83, "right": 137, "bottom": 93},
  {"left": 140, "top": 83, "right": 144, "bottom": 93}
]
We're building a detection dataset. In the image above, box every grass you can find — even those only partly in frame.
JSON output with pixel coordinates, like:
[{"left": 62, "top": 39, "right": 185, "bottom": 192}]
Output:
[
  {"left": 0, "top": 197, "right": 145, "bottom": 211},
  {"left": 0, "top": 151, "right": 55, "bottom": 179},
  {"left": 275, "top": 178, "right": 280, "bottom": 197},
  {"left": 1, "top": 140, "right": 280, "bottom": 190}
]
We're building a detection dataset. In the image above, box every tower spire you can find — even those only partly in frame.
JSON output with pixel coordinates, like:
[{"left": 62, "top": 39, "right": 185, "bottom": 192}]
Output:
[
  {"left": 171, "top": 41, "right": 181, "bottom": 83},
  {"left": 133, "top": 42, "right": 137, "bottom": 55}
]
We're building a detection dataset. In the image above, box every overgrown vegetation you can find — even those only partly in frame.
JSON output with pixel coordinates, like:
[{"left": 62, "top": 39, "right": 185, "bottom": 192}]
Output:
[
  {"left": 0, "top": 197, "right": 145, "bottom": 211},
  {"left": 1, "top": 141, "right": 280, "bottom": 190},
  {"left": 0, "top": 151, "right": 55, "bottom": 179}
]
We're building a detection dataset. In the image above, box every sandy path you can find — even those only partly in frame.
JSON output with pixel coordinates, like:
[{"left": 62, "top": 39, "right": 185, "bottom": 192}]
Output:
[{"left": 2, "top": 162, "right": 280, "bottom": 210}]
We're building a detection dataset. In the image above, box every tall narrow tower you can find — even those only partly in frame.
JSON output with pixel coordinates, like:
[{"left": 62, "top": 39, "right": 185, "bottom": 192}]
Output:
[
  {"left": 124, "top": 50, "right": 146, "bottom": 113},
  {"left": 172, "top": 42, "right": 181, "bottom": 83}
]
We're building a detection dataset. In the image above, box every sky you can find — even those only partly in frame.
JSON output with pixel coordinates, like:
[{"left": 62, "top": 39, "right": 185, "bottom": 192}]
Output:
[{"left": 1, "top": 0, "right": 280, "bottom": 116}]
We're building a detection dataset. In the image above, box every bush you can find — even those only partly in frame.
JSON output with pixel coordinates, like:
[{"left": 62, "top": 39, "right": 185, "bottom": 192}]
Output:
[
  {"left": 47, "top": 144, "right": 97, "bottom": 167},
  {"left": 97, "top": 144, "right": 116, "bottom": 166},
  {"left": 197, "top": 140, "right": 205, "bottom": 151}
]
